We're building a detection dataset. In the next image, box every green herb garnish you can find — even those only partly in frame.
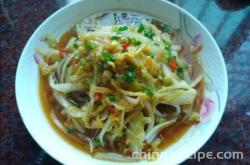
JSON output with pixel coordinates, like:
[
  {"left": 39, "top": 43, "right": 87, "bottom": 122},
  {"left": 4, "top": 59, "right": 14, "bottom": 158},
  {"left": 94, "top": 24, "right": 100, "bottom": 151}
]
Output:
[
  {"left": 118, "top": 26, "right": 128, "bottom": 31},
  {"left": 163, "top": 40, "right": 174, "bottom": 63},
  {"left": 163, "top": 53, "right": 175, "bottom": 63},
  {"left": 164, "top": 41, "right": 171, "bottom": 51},
  {"left": 113, "top": 26, "right": 128, "bottom": 32},
  {"left": 93, "top": 138, "right": 101, "bottom": 147},
  {"left": 143, "top": 86, "right": 155, "bottom": 96},
  {"left": 131, "top": 37, "right": 141, "bottom": 46},
  {"left": 148, "top": 52, "right": 154, "bottom": 59},
  {"left": 163, "top": 40, "right": 172, "bottom": 59},
  {"left": 108, "top": 96, "right": 117, "bottom": 102},
  {"left": 122, "top": 65, "right": 137, "bottom": 83},
  {"left": 137, "top": 24, "right": 145, "bottom": 33},
  {"left": 66, "top": 128, "right": 73, "bottom": 134},
  {"left": 73, "top": 42, "right": 79, "bottom": 49},
  {"left": 176, "top": 65, "right": 185, "bottom": 79},
  {"left": 137, "top": 24, "right": 155, "bottom": 39},
  {"left": 111, "top": 36, "right": 119, "bottom": 40},
  {"left": 144, "top": 28, "right": 155, "bottom": 39},
  {"left": 162, "top": 24, "right": 170, "bottom": 33},
  {"left": 102, "top": 51, "right": 115, "bottom": 63}
]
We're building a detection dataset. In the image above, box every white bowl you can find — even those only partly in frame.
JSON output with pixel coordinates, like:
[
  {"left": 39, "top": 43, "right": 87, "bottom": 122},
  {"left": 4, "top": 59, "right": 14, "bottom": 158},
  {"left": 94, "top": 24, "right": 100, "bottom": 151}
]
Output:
[{"left": 15, "top": 0, "right": 228, "bottom": 164}]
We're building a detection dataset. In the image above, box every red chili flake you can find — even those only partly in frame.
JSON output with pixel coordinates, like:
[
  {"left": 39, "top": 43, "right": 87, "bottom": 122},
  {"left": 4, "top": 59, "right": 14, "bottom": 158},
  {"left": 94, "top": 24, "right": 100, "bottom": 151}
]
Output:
[
  {"left": 94, "top": 92, "right": 103, "bottom": 100},
  {"left": 122, "top": 42, "right": 130, "bottom": 51},
  {"left": 107, "top": 105, "right": 118, "bottom": 116},
  {"left": 59, "top": 48, "right": 67, "bottom": 58}
]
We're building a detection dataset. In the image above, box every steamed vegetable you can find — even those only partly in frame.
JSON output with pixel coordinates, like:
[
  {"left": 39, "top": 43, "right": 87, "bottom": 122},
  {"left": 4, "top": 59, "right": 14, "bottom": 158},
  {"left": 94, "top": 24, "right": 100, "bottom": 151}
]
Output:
[{"left": 36, "top": 20, "right": 204, "bottom": 161}]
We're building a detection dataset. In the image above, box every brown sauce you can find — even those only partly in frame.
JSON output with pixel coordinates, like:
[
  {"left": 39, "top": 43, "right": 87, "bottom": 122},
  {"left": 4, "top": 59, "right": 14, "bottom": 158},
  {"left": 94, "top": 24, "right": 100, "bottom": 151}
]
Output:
[
  {"left": 39, "top": 75, "right": 92, "bottom": 154},
  {"left": 39, "top": 29, "right": 205, "bottom": 156}
]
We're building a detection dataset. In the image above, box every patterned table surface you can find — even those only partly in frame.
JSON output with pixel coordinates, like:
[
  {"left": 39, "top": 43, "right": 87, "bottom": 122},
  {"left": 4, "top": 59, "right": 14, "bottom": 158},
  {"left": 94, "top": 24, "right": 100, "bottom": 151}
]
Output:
[{"left": 0, "top": 0, "right": 249, "bottom": 164}]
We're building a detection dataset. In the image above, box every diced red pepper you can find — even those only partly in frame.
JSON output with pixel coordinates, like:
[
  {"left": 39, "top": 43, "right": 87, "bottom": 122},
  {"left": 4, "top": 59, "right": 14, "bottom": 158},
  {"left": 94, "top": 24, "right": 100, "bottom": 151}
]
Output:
[
  {"left": 94, "top": 92, "right": 103, "bottom": 100},
  {"left": 122, "top": 42, "right": 130, "bottom": 51},
  {"left": 107, "top": 105, "right": 118, "bottom": 116},
  {"left": 168, "top": 59, "right": 179, "bottom": 70},
  {"left": 59, "top": 48, "right": 67, "bottom": 58}
]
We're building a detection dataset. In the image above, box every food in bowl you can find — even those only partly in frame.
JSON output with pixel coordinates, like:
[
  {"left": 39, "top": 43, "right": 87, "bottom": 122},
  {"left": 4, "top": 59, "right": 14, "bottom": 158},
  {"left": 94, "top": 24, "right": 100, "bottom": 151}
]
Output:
[{"left": 35, "top": 15, "right": 204, "bottom": 161}]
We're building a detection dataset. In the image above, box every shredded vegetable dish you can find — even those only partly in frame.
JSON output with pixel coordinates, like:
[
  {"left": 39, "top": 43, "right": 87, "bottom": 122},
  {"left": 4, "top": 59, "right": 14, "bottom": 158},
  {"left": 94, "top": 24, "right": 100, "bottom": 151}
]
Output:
[{"left": 35, "top": 21, "right": 204, "bottom": 161}]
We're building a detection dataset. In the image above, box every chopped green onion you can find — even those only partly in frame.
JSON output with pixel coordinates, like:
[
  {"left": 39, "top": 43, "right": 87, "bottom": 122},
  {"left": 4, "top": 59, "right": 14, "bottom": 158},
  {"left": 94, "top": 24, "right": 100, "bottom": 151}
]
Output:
[
  {"left": 164, "top": 40, "right": 171, "bottom": 51},
  {"left": 93, "top": 138, "right": 101, "bottom": 147},
  {"left": 122, "top": 71, "right": 136, "bottom": 83},
  {"left": 176, "top": 65, "right": 185, "bottom": 79},
  {"left": 73, "top": 42, "right": 79, "bottom": 49},
  {"left": 136, "top": 40, "right": 141, "bottom": 46},
  {"left": 144, "top": 28, "right": 155, "bottom": 39},
  {"left": 163, "top": 54, "right": 168, "bottom": 63},
  {"left": 163, "top": 53, "right": 175, "bottom": 63},
  {"left": 137, "top": 24, "right": 145, "bottom": 33},
  {"left": 148, "top": 52, "right": 154, "bottom": 59},
  {"left": 138, "top": 24, "right": 155, "bottom": 39},
  {"left": 130, "top": 37, "right": 136, "bottom": 44},
  {"left": 108, "top": 96, "right": 117, "bottom": 102},
  {"left": 143, "top": 86, "right": 155, "bottom": 96},
  {"left": 111, "top": 36, "right": 119, "bottom": 40},
  {"left": 122, "top": 65, "right": 137, "bottom": 83},
  {"left": 162, "top": 24, "right": 170, "bottom": 33},
  {"left": 66, "top": 128, "right": 73, "bottom": 134},
  {"left": 118, "top": 26, "right": 128, "bottom": 31},
  {"left": 131, "top": 37, "right": 141, "bottom": 46},
  {"left": 163, "top": 40, "right": 174, "bottom": 63},
  {"left": 113, "top": 26, "right": 128, "bottom": 32},
  {"left": 102, "top": 51, "right": 115, "bottom": 63}
]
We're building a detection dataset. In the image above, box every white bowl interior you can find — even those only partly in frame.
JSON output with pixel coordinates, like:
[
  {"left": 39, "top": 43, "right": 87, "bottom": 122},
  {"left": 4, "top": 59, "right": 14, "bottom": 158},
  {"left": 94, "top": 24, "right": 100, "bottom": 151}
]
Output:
[{"left": 16, "top": 0, "right": 228, "bottom": 164}]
